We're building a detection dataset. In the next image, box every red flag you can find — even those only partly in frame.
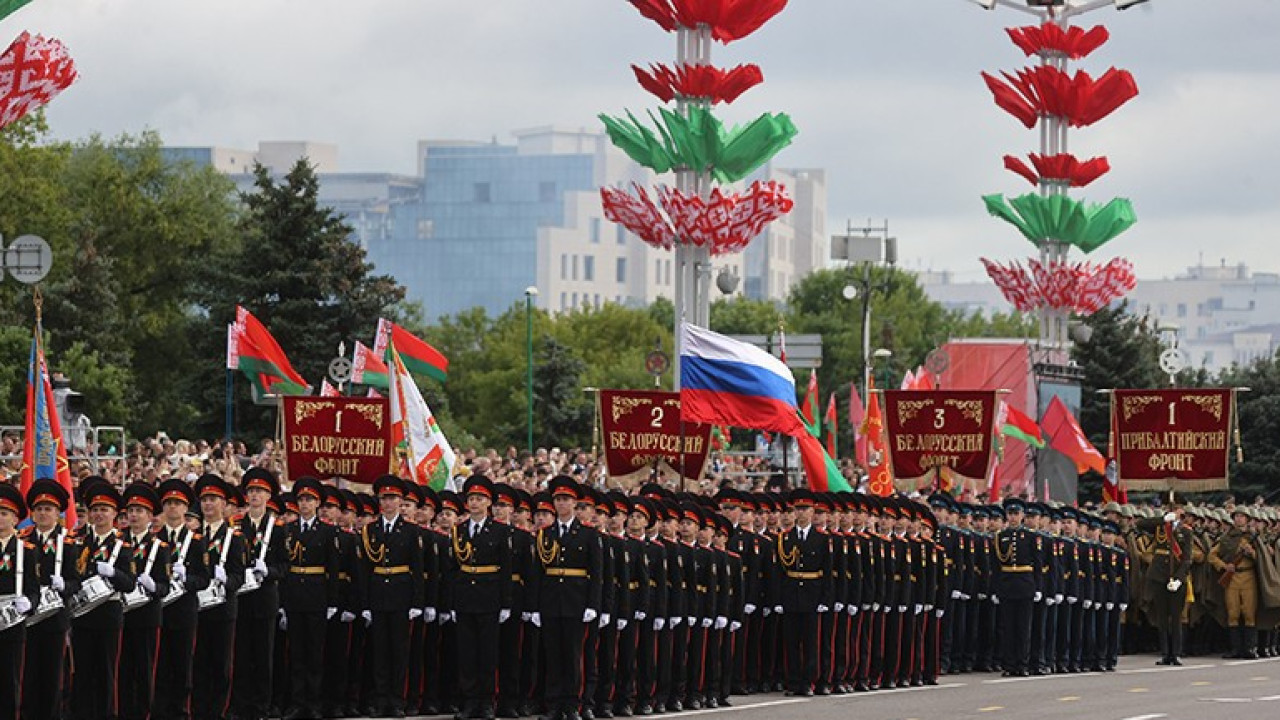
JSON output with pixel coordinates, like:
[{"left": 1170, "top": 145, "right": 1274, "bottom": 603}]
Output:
[
  {"left": 20, "top": 327, "right": 76, "bottom": 527},
  {"left": 861, "top": 379, "right": 893, "bottom": 496},
  {"left": 233, "top": 306, "right": 310, "bottom": 395},
  {"left": 799, "top": 370, "right": 819, "bottom": 430},
  {"left": 823, "top": 393, "right": 838, "bottom": 457},
  {"left": 319, "top": 379, "right": 340, "bottom": 397},
  {"left": 850, "top": 383, "right": 866, "bottom": 466},
  {"left": 1041, "top": 395, "right": 1106, "bottom": 474}
]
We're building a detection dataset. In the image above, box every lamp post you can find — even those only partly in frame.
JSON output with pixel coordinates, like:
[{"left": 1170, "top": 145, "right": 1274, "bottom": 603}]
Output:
[
  {"left": 872, "top": 348, "right": 895, "bottom": 390},
  {"left": 834, "top": 220, "right": 897, "bottom": 399},
  {"left": 525, "top": 286, "right": 538, "bottom": 454}
]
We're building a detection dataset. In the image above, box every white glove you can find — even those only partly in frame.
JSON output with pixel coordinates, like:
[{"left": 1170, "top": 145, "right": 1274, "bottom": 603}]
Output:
[
  {"left": 687, "top": 616, "right": 696, "bottom": 627},
  {"left": 951, "top": 590, "right": 962, "bottom": 600},
  {"left": 253, "top": 558, "right": 268, "bottom": 580},
  {"left": 960, "top": 593, "right": 971, "bottom": 601},
  {"left": 51, "top": 575, "right": 65, "bottom": 592},
  {"left": 730, "top": 620, "right": 742, "bottom": 632},
  {"left": 635, "top": 610, "right": 646, "bottom": 621},
  {"left": 1046, "top": 597, "right": 1056, "bottom": 606},
  {"left": 278, "top": 610, "right": 288, "bottom": 631},
  {"left": 835, "top": 602, "right": 845, "bottom": 613},
  {"left": 762, "top": 607, "right": 771, "bottom": 617},
  {"left": 861, "top": 604, "right": 871, "bottom": 612},
  {"left": 897, "top": 605, "right": 907, "bottom": 613},
  {"left": 1067, "top": 596, "right": 1078, "bottom": 605},
  {"left": 424, "top": 607, "right": 437, "bottom": 623},
  {"left": 583, "top": 608, "right": 598, "bottom": 624},
  {"left": 96, "top": 562, "right": 115, "bottom": 578},
  {"left": 1034, "top": 592, "right": 1043, "bottom": 602},
  {"left": 172, "top": 564, "right": 187, "bottom": 584},
  {"left": 1105, "top": 602, "right": 1115, "bottom": 611},
  {"left": 326, "top": 607, "right": 337, "bottom": 620},
  {"left": 1167, "top": 579, "right": 1182, "bottom": 593},
  {"left": 521, "top": 612, "right": 531, "bottom": 622},
  {"left": 1120, "top": 603, "right": 1129, "bottom": 612},
  {"left": 914, "top": 604, "right": 923, "bottom": 615},
  {"left": 15, "top": 596, "right": 32, "bottom": 615},
  {"left": 1054, "top": 594, "right": 1064, "bottom": 604},
  {"left": 847, "top": 604, "right": 858, "bottom": 616},
  {"left": 1082, "top": 599, "right": 1092, "bottom": 609},
  {"left": 935, "top": 609, "right": 944, "bottom": 618},
  {"left": 977, "top": 593, "right": 987, "bottom": 601},
  {"left": 341, "top": 611, "right": 355, "bottom": 623},
  {"left": 409, "top": 608, "right": 422, "bottom": 621},
  {"left": 700, "top": 617, "right": 712, "bottom": 628},
  {"left": 499, "top": 609, "right": 511, "bottom": 624},
  {"left": 773, "top": 605, "right": 784, "bottom": 615},
  {"left": 214, "top": 565, "right": 227, "bottom": 585},
  {"left": 600, "top": 613, "right": 611, "bottom": 628},
  {"left": 531, "top": 612, "right": 542, "bottom": 628},
  {"left": 992, "top": 596, "right": 1001, "bottom": 605},
  {"left": 361, "top": 610, "right": 372, "bottom": 627},
  {"left": 617, "top": 618, "right": 628, "bottom": 630},
  {"left": 872, "top": 603, "right": 881, "bottom": 612},
  {"left": 744, "top": 603, "right": 757, "bottom": 615},
  {"left": 714, "top": 616, "right": 728, "bottom": 630},
  {"left": 924, "top": 604, "right": 934, "bottom": 613},
  {"left": 139, "top": 574, "right": 157, "bottom": 594},
  {"left": 670, "top": 616, "right": 682, "bottom": 627},
  {"left": 1163, "top": 511, "right": 1177, "bottom": 523},
  {"left": 653, "top": 617, "right": 665, "bottom": 631}
]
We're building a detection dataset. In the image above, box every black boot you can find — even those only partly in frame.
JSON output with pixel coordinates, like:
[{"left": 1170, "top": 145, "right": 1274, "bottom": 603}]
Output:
[
  {"left": 1243, "top": 627, "right": 1259, "bottom": 659},
  {"left": 1224, "top": 627, "right": 1241, "bottom": 659}
]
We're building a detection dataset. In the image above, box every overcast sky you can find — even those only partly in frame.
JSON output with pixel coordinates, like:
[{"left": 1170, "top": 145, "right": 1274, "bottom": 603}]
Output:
[{"left": 16, "top": 0, "right": 1279, "bottom": 281}]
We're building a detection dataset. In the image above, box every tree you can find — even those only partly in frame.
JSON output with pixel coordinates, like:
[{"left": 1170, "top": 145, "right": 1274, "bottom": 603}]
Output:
[
  {"left": 194, "top": 159, "right": 405, "bottom": 440},
  {"left": 531, "top": 335, "right": 593, "bottom": 449},
  {"left": 1217, "top": 355, "right": 1280, "bottom": 497},
  {"left": 1072, "top": 302, "right": 1165, "bottom": 448}
]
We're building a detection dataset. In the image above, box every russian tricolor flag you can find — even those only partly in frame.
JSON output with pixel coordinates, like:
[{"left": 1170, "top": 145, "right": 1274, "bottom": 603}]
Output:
[{"left": 680, "top": 323, "right": 807, "bottom": 438}]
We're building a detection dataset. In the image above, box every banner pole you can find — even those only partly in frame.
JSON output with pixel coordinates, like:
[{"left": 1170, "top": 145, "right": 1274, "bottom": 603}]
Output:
[{"left": 225, "top": 369, "right": 234, "bottom": 442}]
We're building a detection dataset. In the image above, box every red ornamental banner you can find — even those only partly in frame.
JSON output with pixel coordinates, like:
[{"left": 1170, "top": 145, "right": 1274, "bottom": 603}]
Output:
[
  {"left": 883, "top": 390, "right": 998, "bottom": 483},
  {"left": 599, "top": 389, "right": 712, "bottom": 484},
  {"left": 282, "top": 396, "right": 393, "bottom": 485},
  {"left": 1112, "top": 389, "right": 1234, "bottom": 491}
]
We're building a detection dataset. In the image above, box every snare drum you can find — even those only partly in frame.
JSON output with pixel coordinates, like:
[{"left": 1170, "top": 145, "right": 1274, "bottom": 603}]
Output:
[
  {"left": 26, "top": 586, "right": 64, "bottom": 626},
  {"left": 121, "top": 586, "right": 151, "bottom": 613},
  {"left": 70, "top": 576, "right": 117, "bottom": 618},
  {"left": 161, "top": 580, "right": 185, "bottom": 608},
  {"left": 0, "top": 599, "right": 24, "bottom": 632},
  {"left": 238, "top": 568, "right": 262, "bottom": 596}
]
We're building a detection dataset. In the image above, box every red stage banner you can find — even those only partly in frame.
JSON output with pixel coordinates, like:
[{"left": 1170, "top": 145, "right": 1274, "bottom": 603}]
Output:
[
  {"left": 883, "top": 390, "right": 998, "bottom": 483},
  {"left": 1112, "top": 389, "right": 1234, "bottom": 491},
  {"left": 599, "top": 389, "right": 712, "bottom": 484},
  {"left": 282, "top": 396, "right": 392, "bottom": 485}
]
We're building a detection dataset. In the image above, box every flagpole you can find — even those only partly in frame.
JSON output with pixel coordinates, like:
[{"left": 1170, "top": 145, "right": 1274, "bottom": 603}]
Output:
[{"left": 224, "top": 369, "right": 233, "bottom": 442}]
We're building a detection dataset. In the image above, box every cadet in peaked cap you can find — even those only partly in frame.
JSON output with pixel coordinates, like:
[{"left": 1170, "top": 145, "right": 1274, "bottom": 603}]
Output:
[
  {"left": 0, "top": 482, "right": 29, "bottom": 521},
  {"left": 463, "top": 474, "right": 496, "bottom": 501},
  {"left": 122, "top": 482, "right": 161, "bottom": 514},
  {"left": 548, "top": 475, "right": 581, "bottom": 501},
  {"left": 242, "top": 467, "right": 279, "bottom": 496},
  {"left": 279, "top": 492, "right": 299, "bottom": 518},
  {"left": 83, "top": 481, "right": 124, "bottom": 512},
  {"left": 788, "top": 488, "right": 816, "bottom": 508},
  {"left": 438, "top": 491, "right": 463, "bottom": 516},
  {"left": 26, "top": 477, "right": 70, "bottom": 513},
  {"left": 293, "top": 477, "right": 324, "bottom": 504},
  {"left": 373, "top": 475, "right": 405, "bottom": 498}
]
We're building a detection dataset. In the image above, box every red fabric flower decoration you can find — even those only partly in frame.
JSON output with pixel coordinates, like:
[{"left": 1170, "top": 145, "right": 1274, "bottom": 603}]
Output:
[
  {"left": 982, "top": 256, "right": 1137, "bottom": 315},
  {"left": 982, "top": 65, "right": 1138, "bottom": 129},
  {"left": 1003, "top": 153, "right": 1111, "bottom": 188},
  {"left": 1006, "top": 23, "right": 1110, "bottom": 60},
  {"left": 601, "top": 180, "right": 794, "bottom": 256},
  {"left": 0, "top": 31, "right": 78, "bottom": 130},
  {"left": 632, "top": 62, "right": 764, "bottom": 105},
  {"left": 626, "top": 0, "right": 788, "bottom": 43}
]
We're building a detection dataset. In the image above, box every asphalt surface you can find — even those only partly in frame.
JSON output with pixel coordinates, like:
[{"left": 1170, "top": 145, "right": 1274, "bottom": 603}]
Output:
[{"left": 430, "top": 655, "right": 1280, "bottom": 720}]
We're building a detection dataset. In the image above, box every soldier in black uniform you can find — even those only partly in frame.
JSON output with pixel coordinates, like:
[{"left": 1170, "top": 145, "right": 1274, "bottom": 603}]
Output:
[
  {"left": 193, "top": 473, "right": 248, "bottom": 720},
  {"left": 0, "top": 483, "right": 40, "bottom": 719},
  {"left": 360, "top": 475, "right": 425, "bottom": 718},
  {"left": 533, "top": 477, "right": 603, "bottom": 720},
  {"left": 70, "top": 480, "right": 138, "bottom": 720},
  {"left": 279, "top": 477, "right": 340, "bottom": 720},
  {"left": 492, "top": 484, "right": 532, "bottom": 719},
  {"left": 995, "top": 498, "right": 1039, "bottom": 677},
  {"left": 447, "top": 475, "right": 513, "bottom": 720},
  {"left": 119, "top": 483, "right": 173, "bottom": 720},
  {"left": 630, "top": 496, "right": 666, "bottom": 717},
  {"left": 613, "top": 495, "right": 650, "bottom": 717},
  {"left": 153, "top": 477, "right": 211, "bottom": 720},
  {"left": 772, "top": 489, "right": 831, "bottom": 696},
  {"left": 20, "top": 479, "right": 80, "bottom": 720},
  {"left": 593, "top": 491, "right": 630, "bottom": 720},
  {"left": 232, "top": 468, "right": 288, "bottom": 720},
  {"left": 320, "top": 485, "right": 360, "bottom": 719}
]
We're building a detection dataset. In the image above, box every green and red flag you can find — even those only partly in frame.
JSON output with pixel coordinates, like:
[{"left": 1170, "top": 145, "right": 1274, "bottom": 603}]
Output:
[
  {"left": 1, "top": 0, "right": 34, "bottom": 22},
  {"left": 228, "top": 306, "right": 309, "bottom": 396},
  {"left": 374, "top": 318, "right": 448, "bottom": 383},
  {"left": 352, "top": 341, "right": 389, "bottom": 389},
  {"left": 823, "top": 392, "right": 838, "bottom": 457},
  {"left": 387, "top": 343, "right": 455, "bottom": 491},
  {"left": 796, "top": 412, "right": 852, "bottom": 493},
  {"left": 1000, "top": 400, "right": 1046, "bottom": 449},
  {"left": 799, "top": 370, "right": 819, "bottom": 431}
]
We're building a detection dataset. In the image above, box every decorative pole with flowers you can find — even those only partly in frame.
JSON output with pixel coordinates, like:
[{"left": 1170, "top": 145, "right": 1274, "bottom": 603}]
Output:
[
  {"left": 600, "top": 0, "right": 798, "bottom": 389},
  {"left": 975, "top": 2, "right": 1146, "bottom": 347}
]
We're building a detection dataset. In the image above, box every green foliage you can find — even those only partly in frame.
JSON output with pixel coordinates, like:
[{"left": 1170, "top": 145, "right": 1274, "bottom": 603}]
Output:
[
  {"left": 0, "top": 326, "right": 30, "bottom": 423},
  {"left": 1072, "top": 302, "right": 1166, "bottom": 448},
  {"left": 1218, "top": 354, "right": 1280, "bottom": 496}
]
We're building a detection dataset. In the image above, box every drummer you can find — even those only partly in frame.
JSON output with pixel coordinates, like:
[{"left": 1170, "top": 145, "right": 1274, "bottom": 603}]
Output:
[
  {"left": 20, "top": 479, "right": 80, "bottom": 720},
  {"left": 0, "top": 483, "right": 40, "bottom": 719}
]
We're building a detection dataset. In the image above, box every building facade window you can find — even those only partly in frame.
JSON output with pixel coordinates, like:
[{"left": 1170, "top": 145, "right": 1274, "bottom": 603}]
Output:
[
  {"left": 572, "top": 255, "right": 579, "bottom": 281},
  {"left": 584, "top": 255, "right": 595, "bottom": 281},
  {"left": 560, "top": 254, "right": 568, "bottom": 280},
  {"left": 616, "top": 257, "right": 627, "bottom": 283},
  {"left": 416, "top": 219, "right": 434, "bottom": 240},
  {"left": 539, "top": 181, "right": 556, "bottom": 202},
  {"left": 590, "top": 218, "right": 601, "bottom": 244},
  {"left": 474, "top": 182, "right": 491, "bottom": 203}
]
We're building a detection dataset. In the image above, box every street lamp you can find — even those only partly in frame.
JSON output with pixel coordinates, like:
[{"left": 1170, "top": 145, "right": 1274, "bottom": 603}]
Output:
[
  {"left": 872, "top": 348, "right": 895, "bottom": 390},
  {"left": 832, "top": 220, "right": 897, "bottom": 399},
  {"left": 525, "top": 286, "right": 538, "bottom": 454}
]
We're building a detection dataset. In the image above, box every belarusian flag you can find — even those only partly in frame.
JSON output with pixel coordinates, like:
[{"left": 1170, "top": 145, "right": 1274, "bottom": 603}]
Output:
[
  {"left": 352, "top": 341, "right": 389, "bottom": 389},
  {"left": 388, "top": 343, "right": 455, "bottom": 491},
  {"left": 823, "top": 392, "right": 838, "bottom": 457},
  {"left": 799, "top": 370, "right": 819, "bottom": 431},
  {"left": 319, "top": 379, "right": 340, "bottom": 397},
  {"left": 0, "top": 1, "right": 34, "bottom": 23},
  {"left": 230, "top": 306, "right": 309, "bottom": 396},
  {"left": 850, "top": 383, "right": 866, "bottom": 466},
  {"left": 374, "top": 318, "right": 448, "bottom": 383},
  {"left": 1000, "top": 401, "right": 1045, "bottom": 449}
]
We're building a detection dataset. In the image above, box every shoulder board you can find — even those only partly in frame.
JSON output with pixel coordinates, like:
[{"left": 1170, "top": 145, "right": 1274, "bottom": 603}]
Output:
[
  {"left": 158, "top": 540, "right": 170, "bottom": 549},
  {"left": 191, "top": 533, "right": 203, "bottom": 540},
  {"left": 274, "top": 518, "right": 287, "bottom": 527},
  {"left": 22, "top": 540, "right": 35, "bottom": 550}
]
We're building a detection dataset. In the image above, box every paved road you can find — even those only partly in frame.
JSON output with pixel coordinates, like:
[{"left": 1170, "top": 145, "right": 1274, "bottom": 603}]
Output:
[{"left": 423, "top": 655, "right": 1278, "bottom": 720}]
